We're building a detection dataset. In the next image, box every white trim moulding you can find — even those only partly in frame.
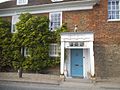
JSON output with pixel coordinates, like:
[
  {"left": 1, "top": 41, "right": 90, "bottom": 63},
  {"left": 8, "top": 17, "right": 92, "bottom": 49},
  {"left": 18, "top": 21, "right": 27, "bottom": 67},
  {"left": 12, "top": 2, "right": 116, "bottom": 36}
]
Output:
[{"left": 0, "top": 0, "right": 98, "bottom": 17}]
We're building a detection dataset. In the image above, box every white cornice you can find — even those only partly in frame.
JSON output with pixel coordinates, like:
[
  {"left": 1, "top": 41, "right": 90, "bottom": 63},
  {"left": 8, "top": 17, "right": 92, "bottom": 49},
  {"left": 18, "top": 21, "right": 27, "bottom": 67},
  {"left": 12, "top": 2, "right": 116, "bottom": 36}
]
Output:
[
  {"left": 0, "top": 0, "right": 98, "bottom": 17},
  {"left": 0, "top": 0, "right": 12, "bottom": 3}
]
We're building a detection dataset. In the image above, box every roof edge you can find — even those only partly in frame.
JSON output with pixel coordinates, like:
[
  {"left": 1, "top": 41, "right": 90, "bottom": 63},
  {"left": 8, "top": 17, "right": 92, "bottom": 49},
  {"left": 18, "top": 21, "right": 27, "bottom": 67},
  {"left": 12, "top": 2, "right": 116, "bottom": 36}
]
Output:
[{"left": 0, "top": 0, "right": 98, "bottom": 17}]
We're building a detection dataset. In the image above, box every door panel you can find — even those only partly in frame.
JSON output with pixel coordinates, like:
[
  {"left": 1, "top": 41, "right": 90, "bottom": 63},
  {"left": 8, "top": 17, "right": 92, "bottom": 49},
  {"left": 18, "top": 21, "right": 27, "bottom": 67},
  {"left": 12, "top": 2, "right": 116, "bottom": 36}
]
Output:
[{"left": 71, "top": 49, "right": 83, "bottom": 77}]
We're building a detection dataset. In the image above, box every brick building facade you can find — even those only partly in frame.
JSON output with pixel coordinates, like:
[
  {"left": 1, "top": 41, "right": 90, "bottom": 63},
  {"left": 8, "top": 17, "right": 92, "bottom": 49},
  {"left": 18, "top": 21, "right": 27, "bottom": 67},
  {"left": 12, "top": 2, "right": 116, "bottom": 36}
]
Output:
[
  {"left": 0, "top": 0, "right": 120, "bottom": 78},
  {"left": 62, "top": 0, "right": 120, "bottom": 78}
]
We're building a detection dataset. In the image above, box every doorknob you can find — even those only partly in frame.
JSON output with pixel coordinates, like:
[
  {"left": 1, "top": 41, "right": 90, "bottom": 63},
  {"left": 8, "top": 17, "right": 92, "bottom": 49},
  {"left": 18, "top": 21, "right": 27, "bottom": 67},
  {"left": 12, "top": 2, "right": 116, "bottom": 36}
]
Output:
[{"left": 75, "top": 64, "right": 79, "bottom": 66}]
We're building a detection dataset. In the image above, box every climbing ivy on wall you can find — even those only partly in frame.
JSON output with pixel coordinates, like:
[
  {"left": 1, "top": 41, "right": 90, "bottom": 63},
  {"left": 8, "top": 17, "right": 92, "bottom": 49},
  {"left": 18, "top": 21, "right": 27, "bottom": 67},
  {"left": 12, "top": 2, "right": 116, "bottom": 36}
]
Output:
[
  {"left": 48, "top": 23, "right": 68, "bottom": 70},
  {"left": 0, "top": 13, "right": 67, "bottom": 73},
  {"left": 0, "top": 18, "right": 13, "bottom": 71},
  {"left": 11, "top": 13, "right": 52, "bottom": 72}
]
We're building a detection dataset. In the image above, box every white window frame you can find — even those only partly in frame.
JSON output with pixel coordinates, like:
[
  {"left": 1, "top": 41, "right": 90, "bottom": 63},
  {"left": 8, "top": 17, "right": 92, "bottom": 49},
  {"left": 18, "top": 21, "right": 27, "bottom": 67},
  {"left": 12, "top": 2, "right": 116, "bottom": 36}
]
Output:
[
  {"left": 17, "top": 0, "right": 28, "bottom": 5},
  {"left": 49, "top": 12, "right": 62, "bottom": 31},
  {"left": 108, "top": 0, "right": 120, "bottom": 21},
  {"left": 24, "top": 47, "right": 30, "bottom": 57},
  {"left": 51, "top": 0, "right": 63, "bottom": 2},
  {"left": 11, "top": 15, "right": 19, "bottom": 33},
  {"left": 21, "top": 47, "right": 30, "bottom": 57},
  {"left": 49, "top": 43, "right": 60, "bottom": 57}
]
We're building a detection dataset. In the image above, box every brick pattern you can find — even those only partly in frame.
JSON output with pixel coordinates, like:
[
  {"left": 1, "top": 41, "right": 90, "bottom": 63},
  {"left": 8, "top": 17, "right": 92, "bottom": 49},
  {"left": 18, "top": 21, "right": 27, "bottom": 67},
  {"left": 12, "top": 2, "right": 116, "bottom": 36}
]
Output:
[
  {"left": 63, "top": 10, "right": 91, "bottom": 32},
  {"left": 63, "top": 0, "right": 120, "bottom": 45},
  {"left": 94, "top": 44, "right": 120, "bottom": 78},
  {"left": 62, "top": 0, "right": 120, "bottom": 78}
]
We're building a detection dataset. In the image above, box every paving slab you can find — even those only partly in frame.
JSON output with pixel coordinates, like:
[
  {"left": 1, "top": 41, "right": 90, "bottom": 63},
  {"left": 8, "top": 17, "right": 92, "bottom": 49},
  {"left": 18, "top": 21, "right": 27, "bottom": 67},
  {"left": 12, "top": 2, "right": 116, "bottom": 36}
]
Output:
[{"left": 0, "top": 72, "right": 61, "bottom": 85}]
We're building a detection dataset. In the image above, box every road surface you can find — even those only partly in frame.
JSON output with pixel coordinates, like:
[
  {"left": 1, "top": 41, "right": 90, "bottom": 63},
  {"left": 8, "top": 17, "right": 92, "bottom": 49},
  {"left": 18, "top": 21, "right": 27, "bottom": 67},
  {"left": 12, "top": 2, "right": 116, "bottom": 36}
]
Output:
[{"left": 0, "top": 81, "right": 120, "bottom": 90}]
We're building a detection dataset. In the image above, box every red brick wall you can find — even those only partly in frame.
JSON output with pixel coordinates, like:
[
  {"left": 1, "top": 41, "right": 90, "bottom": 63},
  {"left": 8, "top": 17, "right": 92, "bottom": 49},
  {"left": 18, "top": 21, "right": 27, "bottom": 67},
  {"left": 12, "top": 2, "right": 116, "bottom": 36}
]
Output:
[
  {"left": 63, "top": 0, "right": 120, "bottom": 78},
  {"left": 2, "top": 16, "right": 12, "bottom": 23},
  {"left": 63, "top": 0, "right": 120, "bottom": 45},
  {"left": 63, "top": 10, "right": 91, "bottom": 32},
  {"left": 33, "top": 13, "right": 49, "bottom": 17},
  {"left": 92, "top": 0, "right": 120, "bottom": 45}
]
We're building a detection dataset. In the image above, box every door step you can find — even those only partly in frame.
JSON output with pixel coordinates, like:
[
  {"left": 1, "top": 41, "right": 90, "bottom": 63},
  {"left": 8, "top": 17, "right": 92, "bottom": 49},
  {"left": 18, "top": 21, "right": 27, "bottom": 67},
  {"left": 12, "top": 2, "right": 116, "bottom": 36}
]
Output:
[
  {"left": 61, "top": 78, "right": 93, "bottom": 87},
  {"left": 65, "top": 78, "right": 91, "bottom": 83}
]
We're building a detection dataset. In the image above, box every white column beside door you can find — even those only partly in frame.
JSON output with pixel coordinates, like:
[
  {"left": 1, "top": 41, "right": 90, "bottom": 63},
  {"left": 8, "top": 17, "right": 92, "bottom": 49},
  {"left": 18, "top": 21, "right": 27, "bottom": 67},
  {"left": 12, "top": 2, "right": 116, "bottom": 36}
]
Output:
[
  {"left": 90, "top": 42, "right": 95, "bottom": 76},
  {"left": 60, "top": 42, "right": 65, "bottom": 75}
]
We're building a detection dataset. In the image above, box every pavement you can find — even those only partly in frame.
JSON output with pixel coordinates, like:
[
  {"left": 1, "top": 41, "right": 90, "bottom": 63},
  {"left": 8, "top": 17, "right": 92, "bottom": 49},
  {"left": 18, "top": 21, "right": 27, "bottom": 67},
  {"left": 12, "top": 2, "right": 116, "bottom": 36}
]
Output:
[
  {"left": 0, "top": 72, "right": 61, "bottom": 85},
  {"left": 0, "top": 72, "right": 120, "bottom": 89},
  {"left": 62, "top": 77, "right": 120, "bottom": 89}
]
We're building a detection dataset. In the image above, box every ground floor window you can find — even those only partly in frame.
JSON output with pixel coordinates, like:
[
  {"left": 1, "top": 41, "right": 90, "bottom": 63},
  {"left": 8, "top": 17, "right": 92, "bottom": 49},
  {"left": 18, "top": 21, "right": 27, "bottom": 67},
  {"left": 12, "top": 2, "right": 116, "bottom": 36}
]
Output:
[
  {"left": 49, "top": 43, "right": 60, "bottom": 57},
  {"left": 21, "top": 47, "right": 30, "bottom": 57}
]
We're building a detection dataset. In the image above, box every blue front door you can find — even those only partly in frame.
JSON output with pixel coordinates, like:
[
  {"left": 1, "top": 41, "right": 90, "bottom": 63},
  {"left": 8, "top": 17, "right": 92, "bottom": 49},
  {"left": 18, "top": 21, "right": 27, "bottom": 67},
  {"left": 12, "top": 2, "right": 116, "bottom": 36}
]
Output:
[{"left": 71, "top": 49, "right": 83, "bottom": 77}]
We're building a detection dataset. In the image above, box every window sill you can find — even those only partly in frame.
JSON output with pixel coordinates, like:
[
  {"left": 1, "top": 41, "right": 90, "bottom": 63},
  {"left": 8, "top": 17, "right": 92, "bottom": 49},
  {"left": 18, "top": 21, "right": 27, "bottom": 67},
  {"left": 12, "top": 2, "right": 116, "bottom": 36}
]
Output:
[
  {"left": 107, "top": 19, "right": 120, "bottom": 22},
  {"left": 11, "top": 31, "right": 17, "bottom": 33},
  {"left": 49, "top": 55, "right": 59, "bottom": 57},
  {"left": 51, "top": 0, "right": 63, "bottom": 2},
  {"left": 50, "top": 30, "right": 56, "bottom": 32},
  {"left": 17, "top": 3, "right": 28, "bottom": 5}
]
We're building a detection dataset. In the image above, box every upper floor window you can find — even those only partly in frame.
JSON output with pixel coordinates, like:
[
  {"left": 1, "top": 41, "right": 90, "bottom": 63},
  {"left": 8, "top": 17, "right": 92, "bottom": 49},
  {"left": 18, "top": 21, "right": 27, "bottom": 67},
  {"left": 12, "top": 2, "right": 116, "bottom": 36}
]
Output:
[
  {"left": 51, "top": 0, "right": 63, "bottom": 2},
  {"left": 108, "top": 0, "right": 120, "bottom": 20},
  {"left": 17, "top": 0, "right": 28, "bottom": 5},
  {"left": 11, "top": 15, "right": 19, "bottom": 33},
  {"left": 49, "top": 12, "right": 62, "bottom": 31}
]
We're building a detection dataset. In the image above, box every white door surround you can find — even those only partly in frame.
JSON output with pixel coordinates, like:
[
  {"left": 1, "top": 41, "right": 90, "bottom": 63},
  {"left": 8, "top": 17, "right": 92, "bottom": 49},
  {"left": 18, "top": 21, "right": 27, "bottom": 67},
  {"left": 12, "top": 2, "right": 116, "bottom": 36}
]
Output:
[{"left": 60, "top": 32, "right": 94, "bottom": 78}]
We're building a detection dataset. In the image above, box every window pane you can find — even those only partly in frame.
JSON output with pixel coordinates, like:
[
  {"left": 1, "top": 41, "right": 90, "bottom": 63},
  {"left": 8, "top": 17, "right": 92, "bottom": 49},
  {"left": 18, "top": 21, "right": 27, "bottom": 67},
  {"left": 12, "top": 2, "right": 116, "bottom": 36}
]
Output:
[
  {"left": 108, "top": 0, "right": 120, "bottom": 20},
  {"left": 116, "top": 15, "right": 119, "bottom": 19},
  {"left": 116, "top": 1, "right": 119, "bottom": 10},
  {"left": 108, "top": 11, "right": 111, "bottom": 19},
  {"left": 112, "top": 5, "right": 115, "bottom": 10},
  {"left": 50, "top": 12, "right": 61, "bottom": 31},
  {"left": 17, "top": 0, "right": 28, "bottom": 5},
  {"left": 116, "top": 11, "right": 119, "bottom": 15},
  {"left": 26, "top": 48, "right": 29, "bottom": 55},
  {"left": 108, "top": 5, "right": 111, "bottom": 10},
  {"left": 112, "top": 1, "right": 115, "bottom": 5},
  {"left": 49, "top": 44, "right": 59, "bottom": 57},
  {"left": 12, "top": 15, "right": 19, "bottom": 33},
  {"left": 13, "top": 24, "right": 16, "bottom": 32},
  {"left": 112, "top": 11, "right": 115, "bottom": 19}
]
